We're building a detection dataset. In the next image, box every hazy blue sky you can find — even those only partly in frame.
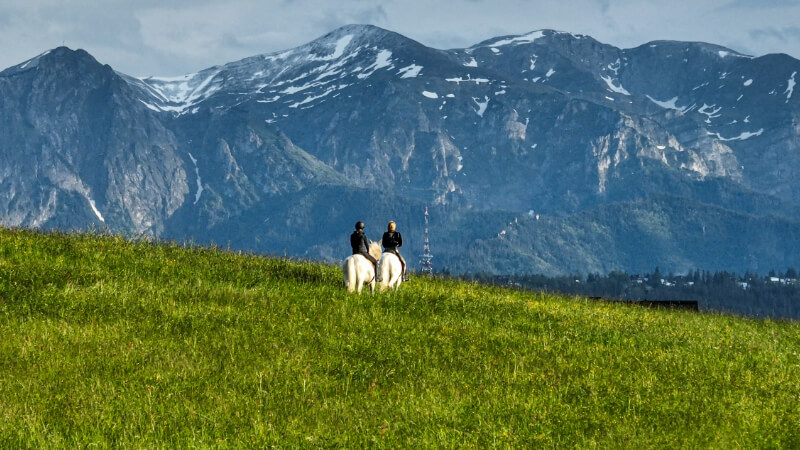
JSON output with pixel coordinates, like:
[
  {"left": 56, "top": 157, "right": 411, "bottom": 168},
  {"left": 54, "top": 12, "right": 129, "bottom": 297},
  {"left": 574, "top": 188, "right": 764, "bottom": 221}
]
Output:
[{"left": 2, "top": 0, "right": 800, "bottom": 77}]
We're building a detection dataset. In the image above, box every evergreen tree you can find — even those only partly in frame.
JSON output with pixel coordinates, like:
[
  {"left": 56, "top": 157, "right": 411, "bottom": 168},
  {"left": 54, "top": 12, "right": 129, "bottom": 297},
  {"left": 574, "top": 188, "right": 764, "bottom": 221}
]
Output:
[{"left": 651, "top": 267, "right": 663, "bottom": 288}]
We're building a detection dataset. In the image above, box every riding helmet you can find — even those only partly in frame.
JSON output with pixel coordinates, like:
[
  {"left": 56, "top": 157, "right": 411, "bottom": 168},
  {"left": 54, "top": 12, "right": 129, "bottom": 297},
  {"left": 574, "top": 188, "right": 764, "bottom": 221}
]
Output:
[{"left": 355, "top": 221, "right": 365, "bottom": 230}]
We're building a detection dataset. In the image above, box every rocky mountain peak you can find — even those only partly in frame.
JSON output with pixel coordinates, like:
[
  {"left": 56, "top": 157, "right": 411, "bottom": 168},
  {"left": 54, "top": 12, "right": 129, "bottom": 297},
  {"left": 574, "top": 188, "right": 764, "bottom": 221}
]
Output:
[
  {"left": 319, "top": 23, "right": 398, "bottom": 41},
  {"left": 5, "top": 46, "right": 109, "bottom": 76},
  {"left": 635, "top": 40, "right": 748, "bottom": 58}
]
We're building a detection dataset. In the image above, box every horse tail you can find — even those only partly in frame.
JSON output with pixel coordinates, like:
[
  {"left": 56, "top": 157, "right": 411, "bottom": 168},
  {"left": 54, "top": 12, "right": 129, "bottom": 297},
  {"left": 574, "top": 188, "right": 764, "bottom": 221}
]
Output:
[
  {"left": 379, "top": 252, "right": 402, "bottom": 291},
  {"left": 344, "top": 257, "right": 357, "bottom": 293},
  {"left": 379, "top": 256, "right": 390, "bottom": 291}
]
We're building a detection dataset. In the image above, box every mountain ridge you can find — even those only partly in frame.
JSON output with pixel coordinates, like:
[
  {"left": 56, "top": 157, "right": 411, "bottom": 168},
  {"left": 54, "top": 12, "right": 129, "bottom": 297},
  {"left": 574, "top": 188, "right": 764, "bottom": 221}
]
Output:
[{"left": 1, "top": 24, "right": 799, "bottom": 275}]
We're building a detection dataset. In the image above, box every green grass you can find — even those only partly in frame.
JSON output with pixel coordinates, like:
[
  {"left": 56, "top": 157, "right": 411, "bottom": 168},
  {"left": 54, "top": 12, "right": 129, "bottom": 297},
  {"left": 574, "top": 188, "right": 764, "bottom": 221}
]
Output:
[{"left": 1, "top": 227, "right": 799, "bottom": 448}]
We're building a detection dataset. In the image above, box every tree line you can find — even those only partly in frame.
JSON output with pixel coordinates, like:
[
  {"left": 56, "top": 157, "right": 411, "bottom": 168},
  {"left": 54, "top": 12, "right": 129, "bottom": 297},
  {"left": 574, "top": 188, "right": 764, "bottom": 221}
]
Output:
[{"left": 456, "top": 268, "right": 800, "bottom": 321}]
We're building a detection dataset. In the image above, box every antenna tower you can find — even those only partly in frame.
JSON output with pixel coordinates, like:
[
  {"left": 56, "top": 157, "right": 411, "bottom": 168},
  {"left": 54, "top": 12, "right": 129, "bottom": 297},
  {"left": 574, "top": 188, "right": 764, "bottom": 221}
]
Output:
[{"left": 420, "top": 206, "right": 434, "bottom": 275}]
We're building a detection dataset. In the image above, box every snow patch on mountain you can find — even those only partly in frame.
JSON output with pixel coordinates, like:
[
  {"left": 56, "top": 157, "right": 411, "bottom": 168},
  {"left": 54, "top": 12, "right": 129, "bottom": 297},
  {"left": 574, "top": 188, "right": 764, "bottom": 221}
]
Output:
[
  {"left": 785, "top": 71, "right": 796, "bottom": 102},
  {"left": 356, "top": 49, "right": 393, "bottom": 79},
  {"left": 141, "top": 69, "right": 223, "bottom": 113},
  {"left": 473, "top": 96, "right": 489, "bottom": 117},
  {"left": 464, "top": 57, "right": 478, "bottom": 67},
  {"left": 489, "top": 31, "right": 545, "bottom": 48},
  {"left": 312, "top": 49, "right": 363, "bottom": 81},
  {"left": 263, "top": 50, "right": 294, "bottom": 62},
  {"left": 17, "top": 50, "right": 52, "bottom": 70},
  {"left": 187, "top": 152, "right": 204, "bottom": 204},
  {"left": 698, "top": 103, "right": 722, "bottom": 123},
  {"left": 150, "top": 72, "right": 219, "bottom": 103},
  {"left": 646, "top": 95, "right": 688, "bottom": 112},
  {"left": 718, "top": 50, "right": 751, "bottom": 59},
  {"left": 398, "top": 64, "right": 423, "bottom": 78},
  {"left": 310, "top": 35, "right": 353, "bottom": 61},
  {"left": 138, "top": 100, "right": 161, "bottom": 112},
  {"left": 87, "top": 198, "right": 105, "bottom": 222},
  {"left": 601, "top": 75, "right": 630, "bottom": 95},
  {"left": 289, "top": 87, "right": 335, "bottom": 108},
  {"left": 281, "top": 80, "right": 321, "bottom": 95},
  {"left": 446, "top": 75, "right": 490, "bottom": 85},
  {"left": 607, "top": 59, "right": 621, "bottom": 75},
  {"left": 708, "top": 129, "right": 764, "bottom": 141}
]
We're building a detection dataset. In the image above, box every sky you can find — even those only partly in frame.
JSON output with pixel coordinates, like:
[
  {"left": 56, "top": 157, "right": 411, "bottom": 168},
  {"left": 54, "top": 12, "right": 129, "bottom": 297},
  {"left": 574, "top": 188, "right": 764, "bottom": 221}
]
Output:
[{"left": 2, "top": 0, "right": 800, "bottom": 77}]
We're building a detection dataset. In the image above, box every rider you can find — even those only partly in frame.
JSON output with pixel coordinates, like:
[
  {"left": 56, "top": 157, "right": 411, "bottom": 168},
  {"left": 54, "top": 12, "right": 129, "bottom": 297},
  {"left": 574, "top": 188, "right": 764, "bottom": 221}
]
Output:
[
  {"left": 382, "top": 221, "right": 408, "bottom": 281},
  {"left": 350, "top": 221, "right": 377, "bottom": 271}
]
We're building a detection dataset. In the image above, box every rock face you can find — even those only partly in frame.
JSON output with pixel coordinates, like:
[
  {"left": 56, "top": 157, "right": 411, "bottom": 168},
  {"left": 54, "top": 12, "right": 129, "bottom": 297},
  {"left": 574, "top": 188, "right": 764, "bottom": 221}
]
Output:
[
  {"left": 2, "top": 25, "right": 800, "bottom": 275},
  {"left": 0, "top": 48, "right": 188, "bottom": 234}
]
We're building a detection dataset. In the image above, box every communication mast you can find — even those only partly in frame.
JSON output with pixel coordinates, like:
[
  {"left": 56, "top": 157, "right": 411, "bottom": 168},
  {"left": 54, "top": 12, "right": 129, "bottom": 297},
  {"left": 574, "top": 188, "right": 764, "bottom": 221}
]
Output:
[{"left": 420, "top": 206, "right": 434, "bottom": 275}]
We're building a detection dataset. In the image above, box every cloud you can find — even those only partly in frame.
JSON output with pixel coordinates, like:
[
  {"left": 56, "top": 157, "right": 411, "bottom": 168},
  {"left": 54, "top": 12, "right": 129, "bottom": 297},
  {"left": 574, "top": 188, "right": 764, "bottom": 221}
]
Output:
[
  {"left": 356, "top": 5, "right": 389, "bottom": 24},
  {"left": 39, "top": 4, "right": 142, "bottom": 48},
  {"left": 122, "top": 1, "right": 398, "bottom": 74},
  {"left": 750, "top": 26, "right": 800, "bottom": 44},
  {"left": 721, "top": 0, "right": 800, "bottom": 9},
  {"left": 2, "top": 0, "right": 799, "bottom": 76},
  {"left": 307, "top": 4, "right": 390, "bottom": 37}
]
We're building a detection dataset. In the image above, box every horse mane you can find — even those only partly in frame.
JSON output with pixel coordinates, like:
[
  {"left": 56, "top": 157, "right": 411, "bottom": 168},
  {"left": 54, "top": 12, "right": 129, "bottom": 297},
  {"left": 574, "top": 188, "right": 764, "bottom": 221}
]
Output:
[{"left": 368, "top": 241, "right": 382, "bottom": 261}]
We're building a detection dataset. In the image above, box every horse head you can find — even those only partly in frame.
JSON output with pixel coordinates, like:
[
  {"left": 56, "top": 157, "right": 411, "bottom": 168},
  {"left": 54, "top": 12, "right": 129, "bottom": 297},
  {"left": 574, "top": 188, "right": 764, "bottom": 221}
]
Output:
[{"left": 368, "top": 241, "right": 382, "bottom": 262}]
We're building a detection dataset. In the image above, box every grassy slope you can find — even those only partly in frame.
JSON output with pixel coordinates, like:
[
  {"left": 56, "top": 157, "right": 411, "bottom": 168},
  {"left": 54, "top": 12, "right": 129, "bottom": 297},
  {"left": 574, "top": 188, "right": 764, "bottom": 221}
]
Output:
[{"left": 1, "top": 228, "right": 799, "bottom": 448}]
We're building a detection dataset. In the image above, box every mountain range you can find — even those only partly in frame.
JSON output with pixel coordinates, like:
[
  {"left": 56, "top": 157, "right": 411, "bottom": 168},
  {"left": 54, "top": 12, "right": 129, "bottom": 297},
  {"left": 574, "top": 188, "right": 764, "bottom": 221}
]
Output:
[{"left": 2, "top": 24, "right": 799, "bottom": 275}]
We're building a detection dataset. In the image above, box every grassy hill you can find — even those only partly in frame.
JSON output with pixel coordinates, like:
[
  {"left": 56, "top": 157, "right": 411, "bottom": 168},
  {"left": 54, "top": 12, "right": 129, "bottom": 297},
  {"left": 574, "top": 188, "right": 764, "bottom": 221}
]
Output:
[{"left": 1, "top": 228, "right": 799, "bottom": 448}]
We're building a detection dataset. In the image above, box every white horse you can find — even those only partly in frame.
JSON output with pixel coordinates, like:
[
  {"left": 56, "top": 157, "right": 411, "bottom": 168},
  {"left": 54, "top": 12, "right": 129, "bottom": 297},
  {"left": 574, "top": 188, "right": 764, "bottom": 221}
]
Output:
[
  {"left": 343, "top": 241, "right": 382, "bottom": 293},
  {"left": 379, "top": 251, "right": 404, "bottom": 291}
]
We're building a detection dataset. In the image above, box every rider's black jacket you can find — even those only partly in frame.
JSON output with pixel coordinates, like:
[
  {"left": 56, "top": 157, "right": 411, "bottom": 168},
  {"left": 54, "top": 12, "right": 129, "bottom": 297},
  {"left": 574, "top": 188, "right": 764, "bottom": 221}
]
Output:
[
  {"left": 382, "top": 231, "right": 403, "bottom": 250},
  {"left": 350, "top": 230, "right": 369, "bottom": 254}
]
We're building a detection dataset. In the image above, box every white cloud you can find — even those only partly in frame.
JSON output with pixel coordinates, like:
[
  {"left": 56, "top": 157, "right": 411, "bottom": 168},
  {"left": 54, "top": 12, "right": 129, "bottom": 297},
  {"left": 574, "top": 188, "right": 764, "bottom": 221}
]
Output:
[{"left": 0, "top": 0, "right": 799, "bottom": 77}]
